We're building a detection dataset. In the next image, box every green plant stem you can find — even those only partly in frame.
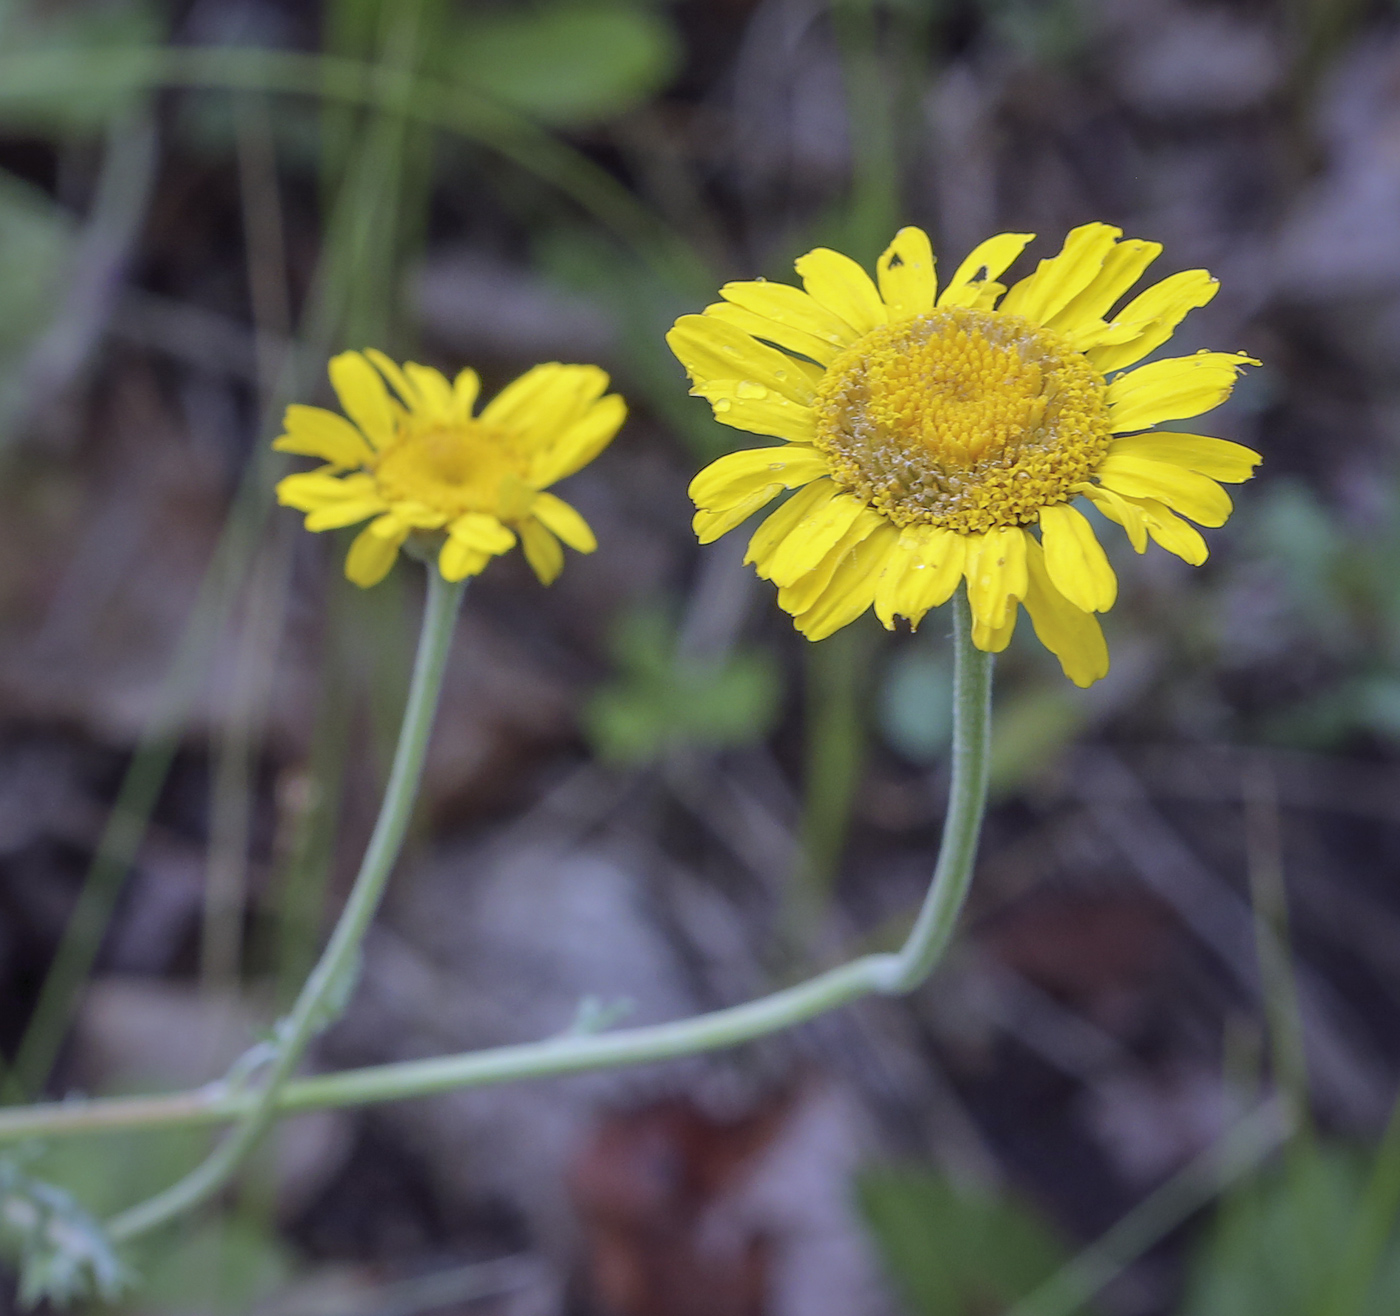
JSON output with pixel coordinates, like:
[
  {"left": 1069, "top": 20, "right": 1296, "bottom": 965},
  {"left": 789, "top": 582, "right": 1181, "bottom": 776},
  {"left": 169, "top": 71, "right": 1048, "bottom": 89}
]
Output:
[
  {"left": 105, "top": 568, "right": 466, "bottom": 1242},
  {"left": 0, "top": 590, "right": 992, "bottom": 1148},
  {"left": 877, "top": 588, "right": 993, "bottom": 992}
]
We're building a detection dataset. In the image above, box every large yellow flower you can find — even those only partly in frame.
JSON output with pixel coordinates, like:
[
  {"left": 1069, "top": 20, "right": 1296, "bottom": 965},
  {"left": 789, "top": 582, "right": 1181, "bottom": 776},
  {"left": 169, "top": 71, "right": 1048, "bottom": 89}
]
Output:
[
  {"left": 275, "top": 351, "right": 626, "bottom": 587},
  {"left": 668, "top": 224, "right": 1261, "bottom": 686}
]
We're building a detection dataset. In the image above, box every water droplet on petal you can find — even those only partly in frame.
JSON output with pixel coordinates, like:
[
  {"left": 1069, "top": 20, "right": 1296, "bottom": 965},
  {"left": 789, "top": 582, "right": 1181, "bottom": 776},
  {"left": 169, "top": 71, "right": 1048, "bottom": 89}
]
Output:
[
  {"left": 736, "top": 381, "right": 768, "bottom": 399},
  {"left": 712, "top": 398, "right": 732, "bottom": 413}
]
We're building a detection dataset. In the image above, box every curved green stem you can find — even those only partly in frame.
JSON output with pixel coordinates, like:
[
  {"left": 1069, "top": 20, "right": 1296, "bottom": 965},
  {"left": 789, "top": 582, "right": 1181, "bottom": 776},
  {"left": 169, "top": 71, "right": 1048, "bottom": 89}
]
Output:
[
  {"left": 875, "top": 587, "right": 993, "bottom": 991},
  {"left": 105, "top": 568, "right": 465, "bottom": 1242},
  {"left": 0, "top": 588, "right": 991, "bottom": 1152}
]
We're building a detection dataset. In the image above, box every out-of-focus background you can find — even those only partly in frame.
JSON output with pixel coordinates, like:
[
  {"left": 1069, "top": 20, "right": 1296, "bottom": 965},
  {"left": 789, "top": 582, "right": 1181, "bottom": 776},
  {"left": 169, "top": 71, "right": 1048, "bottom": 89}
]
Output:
[{"left": 1, "top": 0, "right": 1399, "bottom": 1312}]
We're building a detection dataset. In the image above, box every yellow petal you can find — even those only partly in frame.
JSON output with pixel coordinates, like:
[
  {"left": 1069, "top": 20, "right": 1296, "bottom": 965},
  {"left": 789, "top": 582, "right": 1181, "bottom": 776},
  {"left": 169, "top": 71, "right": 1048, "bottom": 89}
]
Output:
[
  {"left": 363, "top": 349, "right": 418, "bottom": 409},
  {"left": 531, "top": 392, "right": 627, "bottom": 487},
  {"left": 791, "top": 524, "right": 900, "bottom": 641},
  {"left": 1044, "top": 238, "right": 1161, "bottom": 334},
  {"left": 274, "top": 405, "right": 375, "bottom": 468},
  {"left": 963, "top": 526, "right": 1029, "bottom": 631},
  {"left": 448, "top": 512, "right": 516, "bottom": 554},
  {"left": 389, "top": 501, "right": 450, "bottom": 530},
  {"left": 692, "top": 379, "right": 816, "bottom": 444},
  {"left": 483, "top": 363, "right": 610, "bottom": 449},
  {"left": 703, "top": 300, "right": 843, "bottom": 368},
  {"left": 304, "top": 498, "right": 386, "bottom": 531},
  {"left": 345, "top": 515, "right": 407, "bottom": 587},
  {"left": 972, "top": 606, "right": 1017, "bottom": 653},
  {"left": 879, "top": 523, "right": 968, "bottom": 632},
  {"left": 531, "top": 491, "right": 596, "bottom": 553},
  {"left": 777, "top": 508, "right": 884, "bottom": 615},
  {"left": 329, "top": 351, "right": 397, "bottom": 449},
  {"left": 519, "top": 518, "right": 565, "bottom": 585},
  {"left": 1096, "top": 454, "right": 1232, "bottom": 526},
  {"left": 1022, "top": 537, "right": 1109, "bottom": 687},
  {"left": 439, "top": 538, "right": 491, "bottom": 582},
  {"left": 1088, "top": 270, "right": 1220, "bottom": 373},
  {"left": 276, "top": 470, "right": 379, "bottom": 511},
  {"left": 873, "top": 525, "right": 965, "bottom": 629},
  {"left": 999, "top": 223, "right": 1123, "bottom": 324},
  {"left": 1078, "top": 483, "right": 1148, "bottom": 553},
  {"left": 763, "top": 491, "right": 869, "bottom": 587},
  {"left": 405, "top": 363, "right": 454, "bottom": 417},
  {"left": 746, "top": 479, "right": 839, "bottom": 574},
  {"left": 1107, "top": 432, "right": 1261, "bottom": 483},
  {"left": 1038, "top": 503, "right": 1117, "bottom": 612},
  {"left": 1107, "top": 351, "right": 1258, "bottom": 433},
  {"left": 451, "top": 368, "right": 481, "bottom": 424},
  {"left": 694, "top": 486, "right": 783, "bottom": 544},
  {"left": 667, "top": 315, "right": 821, "bottom": 404},
  {"left": 794, "top": 246, "right": 887, "bottom": 335},
  {"left": 938, "top": 233, "right": 1035, "bottom": 308},
  {"left": 1132, "top": 495, "right": 1209, "bottom": 564},
  {"left": 876, "top": 226, "right": 937, "bottom": 320},
  {"left": 689, "top": 444, "right": 827, "bottom": 510},
  {"left": 717, "top": 280, "right": 859, "bottom": 357}
]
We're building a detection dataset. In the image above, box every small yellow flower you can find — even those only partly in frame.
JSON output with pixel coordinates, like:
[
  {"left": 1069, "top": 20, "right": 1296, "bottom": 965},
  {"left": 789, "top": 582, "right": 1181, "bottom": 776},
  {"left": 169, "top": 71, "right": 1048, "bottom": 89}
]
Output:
[
  {"left": 668, "top": 224, "right": 1261, "bottom": 686},
  {"left": 275, "top": 351, "right": 626, "bottom": 588}
]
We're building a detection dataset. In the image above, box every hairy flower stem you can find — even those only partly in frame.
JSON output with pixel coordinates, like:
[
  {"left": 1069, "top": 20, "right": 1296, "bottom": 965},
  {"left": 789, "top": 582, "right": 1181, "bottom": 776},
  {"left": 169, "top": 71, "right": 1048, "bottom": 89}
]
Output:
[
  {"left": 0, "top": 588, "right": 991, "bottom": 1154},
  {"left": 106, "top": 568, "right": 466, "bottom": 1242}
]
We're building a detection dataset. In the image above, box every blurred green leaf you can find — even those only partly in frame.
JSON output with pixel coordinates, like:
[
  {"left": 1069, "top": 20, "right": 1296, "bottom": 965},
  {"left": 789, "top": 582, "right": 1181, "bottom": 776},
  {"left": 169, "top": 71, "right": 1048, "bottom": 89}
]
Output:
[
  {"left": 131, "top": 1217, "right": 294, "bottom": 1316},
  {"left": 856, "top": 1165, "right": 1084, "bottom": 1316},
  {"left": 446, "top": 1, "right": 680, "bottom": 125},
  {"left": 584, "top": 602, "right": 782, "bottom": 764},
  {"left": 0, "top": 169, "right": 75, "bottom": 359},
  {"left": 989, "top": 684, "right": 1084, "bottom": 795},
  {"left": 0, "top": 1, "right": 162, "bottom": 133},
  {"left": 879, "top": 643, "right": 953, "bottom": 764},
  {"left": 1181, "top": 1146, "right": 1400, "bottom": 1316}
]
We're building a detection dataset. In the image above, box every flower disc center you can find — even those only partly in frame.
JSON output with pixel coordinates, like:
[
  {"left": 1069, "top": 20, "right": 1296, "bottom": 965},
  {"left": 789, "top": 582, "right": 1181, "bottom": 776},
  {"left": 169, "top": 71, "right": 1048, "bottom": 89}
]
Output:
[
  {"left": 812, "top": 307, "right": 1111, "bottom": 532},
  {"left": 373, "top": 423, "right": 520, "bottom": 515}
]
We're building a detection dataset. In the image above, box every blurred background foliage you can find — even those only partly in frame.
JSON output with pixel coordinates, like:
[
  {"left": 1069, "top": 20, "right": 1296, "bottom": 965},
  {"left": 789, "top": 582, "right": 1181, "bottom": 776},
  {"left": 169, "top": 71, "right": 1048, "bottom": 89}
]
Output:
[{"left": 0, "top": 0, "right": 1398, "bottom": 1313}]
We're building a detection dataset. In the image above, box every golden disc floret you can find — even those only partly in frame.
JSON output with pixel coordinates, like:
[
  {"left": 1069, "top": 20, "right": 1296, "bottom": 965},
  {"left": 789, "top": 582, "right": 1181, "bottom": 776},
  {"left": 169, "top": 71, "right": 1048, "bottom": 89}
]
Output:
[{"left": 812, "top": 307, "right": 1112, "bottom": 533}]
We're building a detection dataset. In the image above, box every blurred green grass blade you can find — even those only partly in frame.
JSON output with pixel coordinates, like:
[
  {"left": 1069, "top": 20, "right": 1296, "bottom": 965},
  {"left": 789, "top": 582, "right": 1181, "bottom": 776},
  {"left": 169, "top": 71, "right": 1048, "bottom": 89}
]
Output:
[
  {"left": 1007, "top": 1100, "right": 1290, "bottom": 1316},
  {"left": 11, "top": 472, "right": 264, "bottom": 1097},
  {"left": 1320, "top": 1089, "right": 1400, "bottom": 1316},
  {"left": 0, "top": 44, "right": 709, "bottom": 289},
  {"left": 11, "top": 23, "right": 434, "bottom": 1094},
  {"left": 789, "top": 625, "right": 874, "bottom": 942}
]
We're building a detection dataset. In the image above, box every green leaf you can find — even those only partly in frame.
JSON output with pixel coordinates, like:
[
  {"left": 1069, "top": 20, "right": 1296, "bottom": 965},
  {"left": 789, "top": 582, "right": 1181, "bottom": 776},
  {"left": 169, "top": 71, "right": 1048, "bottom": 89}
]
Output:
[
  {"left": 878, "top": 644, "right": 953, "bottom": 764},
  {"left": 856, "top": 1165, "right": 1082, "bottom": 1315},
  {"left": 1181, "top": 1146, "right": 1400, "bottom": 1316},
  {"left": 445, "top": 2, "right": 680, "bottom": 125},
  {"left": 584, "top": 602, "right": 783, "bottom": 764},
  {"left": 0, "top": 168, "right": 76, "bottom": 357}
]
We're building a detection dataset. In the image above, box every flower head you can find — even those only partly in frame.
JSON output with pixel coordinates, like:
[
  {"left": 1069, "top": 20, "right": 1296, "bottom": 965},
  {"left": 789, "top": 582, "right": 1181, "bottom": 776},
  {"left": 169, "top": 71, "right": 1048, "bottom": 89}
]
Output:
[
  {"left": 668, "top": 224, "right": 1261, "bottom": 685},
  {"left": 275, "top": 351, "right": 626, "bottom": 587}
]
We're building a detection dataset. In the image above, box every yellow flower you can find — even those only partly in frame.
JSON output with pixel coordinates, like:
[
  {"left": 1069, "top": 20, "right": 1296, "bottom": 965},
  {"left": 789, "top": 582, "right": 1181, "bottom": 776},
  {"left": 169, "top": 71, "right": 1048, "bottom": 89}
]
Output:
[
  {"left": 668, "top": 224, "right": 1261, "bottom": 686},
  {"left": 275, "top": 351, "right": 626, "bottom": 588}
]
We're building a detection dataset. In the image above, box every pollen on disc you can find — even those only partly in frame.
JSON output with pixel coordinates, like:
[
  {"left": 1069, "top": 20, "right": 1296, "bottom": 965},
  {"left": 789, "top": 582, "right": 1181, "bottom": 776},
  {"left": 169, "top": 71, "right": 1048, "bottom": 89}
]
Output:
[{"left": 813, "top": 307, "right": 1112, "bottom": 533}]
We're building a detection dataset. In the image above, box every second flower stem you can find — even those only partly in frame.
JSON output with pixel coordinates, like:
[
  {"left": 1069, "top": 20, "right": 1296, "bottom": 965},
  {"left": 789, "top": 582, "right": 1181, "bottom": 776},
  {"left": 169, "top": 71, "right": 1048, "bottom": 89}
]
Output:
[
  {"left": 0, "top": 586, "right": 992, "bottom": 1159},
  {"left": 107, "top": 567, "right": 466, "bottom": 1242}
]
